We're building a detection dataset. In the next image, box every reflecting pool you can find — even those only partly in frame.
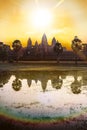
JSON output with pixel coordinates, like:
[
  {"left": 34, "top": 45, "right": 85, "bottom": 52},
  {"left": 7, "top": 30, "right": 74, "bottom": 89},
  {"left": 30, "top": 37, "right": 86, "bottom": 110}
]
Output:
[{"left": 0, "top": 70, "right": 87, "bottom": 128}]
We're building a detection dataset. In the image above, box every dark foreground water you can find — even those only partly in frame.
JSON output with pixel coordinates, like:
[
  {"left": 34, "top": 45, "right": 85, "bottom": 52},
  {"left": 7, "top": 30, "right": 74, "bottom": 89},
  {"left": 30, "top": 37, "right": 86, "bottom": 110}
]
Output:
[{"left": 0, "top": 70, "right": 87, "bottom": 130}]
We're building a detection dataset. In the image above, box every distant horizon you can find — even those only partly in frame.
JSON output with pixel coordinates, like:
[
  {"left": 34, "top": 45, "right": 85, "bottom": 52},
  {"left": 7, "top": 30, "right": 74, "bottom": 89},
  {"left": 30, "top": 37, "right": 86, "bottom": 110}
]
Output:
[{"left": 2, "top": 34, "right": 87, "bottom": 50}]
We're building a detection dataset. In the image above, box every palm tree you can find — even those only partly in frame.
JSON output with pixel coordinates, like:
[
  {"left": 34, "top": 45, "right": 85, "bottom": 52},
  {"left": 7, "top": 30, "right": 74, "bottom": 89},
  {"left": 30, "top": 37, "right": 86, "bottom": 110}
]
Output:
[{"left": 71, "top": 36, "right": 82, "bottom": 64}]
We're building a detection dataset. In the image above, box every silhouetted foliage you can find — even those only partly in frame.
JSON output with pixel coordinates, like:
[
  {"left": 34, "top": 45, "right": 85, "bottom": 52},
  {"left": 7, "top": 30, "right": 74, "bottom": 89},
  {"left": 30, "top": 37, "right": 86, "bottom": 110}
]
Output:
[
  {"left": 71, "top": 36, "right": 82, "bottom": 64},
  {"left": 52, "top": 78, "right": 63, "bottom": 89},
  {"left": 0, "top": 42, "right": 10, "bottom": 62},
  {"left": 0, "top": 72, "right": 11, "bottom": 87},
  {"left": 12, "top": 78, "right": 22, "bottom": 91},
  {"left": 53, "top": 41, "right": 63, "bottom": 63},
  {"left": 12, "top": 40, "right": 24, "bottom": 62},
  {"left": 71, "top": 77, "right": 82, "bottom": 94},
  {"left": 12, "top": 40, "right": 22, "bottom": 51},
  {"left": 0, "top": 34, "right": 86, "bottom": 62},
  {"left": 72, "top": 36, "right": 82, "bottom": 50}
]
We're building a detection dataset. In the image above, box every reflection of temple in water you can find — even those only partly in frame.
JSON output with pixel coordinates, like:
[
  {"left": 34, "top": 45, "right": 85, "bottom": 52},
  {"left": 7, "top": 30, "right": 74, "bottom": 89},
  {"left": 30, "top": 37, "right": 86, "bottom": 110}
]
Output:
[{"left": 0, "top": 70, "right": 87, "bottom": 94}]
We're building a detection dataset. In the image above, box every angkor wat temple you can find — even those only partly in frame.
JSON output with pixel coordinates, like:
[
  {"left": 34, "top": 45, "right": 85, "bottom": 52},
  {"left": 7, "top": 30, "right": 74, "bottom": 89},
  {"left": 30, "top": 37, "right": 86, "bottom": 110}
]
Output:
[{"left": 0, "top": 34, "right": 87, "bottom": 61}]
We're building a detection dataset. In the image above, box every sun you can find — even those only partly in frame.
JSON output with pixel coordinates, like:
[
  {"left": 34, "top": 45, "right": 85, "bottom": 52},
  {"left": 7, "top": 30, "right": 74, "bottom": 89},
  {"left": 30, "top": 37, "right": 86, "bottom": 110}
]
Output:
[{"left": 32, "top": 8, "right": 52, "bottom": 29}]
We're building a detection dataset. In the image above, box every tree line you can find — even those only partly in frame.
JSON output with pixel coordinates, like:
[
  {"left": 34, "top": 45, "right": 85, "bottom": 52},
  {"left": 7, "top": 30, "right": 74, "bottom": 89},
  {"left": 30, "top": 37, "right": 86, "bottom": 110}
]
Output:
[{"left": 0, "top": 35, "right": 83, "bottom": 62}]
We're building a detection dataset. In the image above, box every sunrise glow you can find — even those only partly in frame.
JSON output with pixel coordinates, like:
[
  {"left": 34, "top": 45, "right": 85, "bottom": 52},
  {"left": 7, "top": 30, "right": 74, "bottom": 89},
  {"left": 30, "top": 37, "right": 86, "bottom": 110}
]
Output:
[
  {"left": 32, "top": 8, "right": 52, "bottom": 29},
  {"left": 0, "top": 0, "right": 87, "bottom": 49}
]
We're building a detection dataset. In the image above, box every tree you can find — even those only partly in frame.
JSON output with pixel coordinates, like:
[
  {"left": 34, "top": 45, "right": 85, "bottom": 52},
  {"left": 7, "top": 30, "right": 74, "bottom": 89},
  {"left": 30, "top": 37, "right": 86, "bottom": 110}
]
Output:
[
  {"left": 12, "top": 40, "right": 22, "bottom": 50},
  {"left": 0, "top": 42, "right": 9, "bottom": 62},
  {"left": 12, "top": 40, "right": 23, "bottom": 62},
  {"left": 71, "top": 36, "right": 82, "bottom": 64},
  {"left": 53, "top": 41, "right": 63, "bottom": 63}
]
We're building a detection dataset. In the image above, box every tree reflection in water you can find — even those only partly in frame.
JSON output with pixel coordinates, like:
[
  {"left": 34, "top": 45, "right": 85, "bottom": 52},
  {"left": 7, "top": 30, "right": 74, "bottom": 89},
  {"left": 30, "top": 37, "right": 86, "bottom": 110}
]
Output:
[
  {"left": 0, "top": 70, "right": 86, "bottom": 94},
  {"left": 0, "top": 71, "right": 11, "bottom": 87},
  {"left": 81, "top": 72, "right": 87, "bottom": 88},
  {"left": 51, "top": 76, "right": 63, "bottom": 89},
  {"left": 12, "top": 78, "right": 22, "bottom": 91},
  {"left": 71, "top": 74, "right": 82, "bottom": 94}
]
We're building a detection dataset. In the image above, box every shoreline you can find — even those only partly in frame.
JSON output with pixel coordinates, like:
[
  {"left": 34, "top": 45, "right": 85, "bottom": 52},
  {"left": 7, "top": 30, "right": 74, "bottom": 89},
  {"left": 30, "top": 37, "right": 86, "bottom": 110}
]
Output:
[{"left": 0, "top": 61, "right": 87, "bottom": 71}]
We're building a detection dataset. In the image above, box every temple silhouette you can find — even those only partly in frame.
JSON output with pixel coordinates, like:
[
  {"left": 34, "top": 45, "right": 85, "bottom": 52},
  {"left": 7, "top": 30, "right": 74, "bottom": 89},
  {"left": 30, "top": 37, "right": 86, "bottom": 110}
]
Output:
[{"left": 0, "top": 34, "right": 87, "bottom": 62}]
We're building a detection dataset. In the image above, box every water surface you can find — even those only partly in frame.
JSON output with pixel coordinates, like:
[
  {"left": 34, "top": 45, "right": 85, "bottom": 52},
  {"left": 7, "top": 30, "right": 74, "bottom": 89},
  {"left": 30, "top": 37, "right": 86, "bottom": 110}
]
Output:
[{"left": 0, "top": 70, "right": 87, "bottom": 122}]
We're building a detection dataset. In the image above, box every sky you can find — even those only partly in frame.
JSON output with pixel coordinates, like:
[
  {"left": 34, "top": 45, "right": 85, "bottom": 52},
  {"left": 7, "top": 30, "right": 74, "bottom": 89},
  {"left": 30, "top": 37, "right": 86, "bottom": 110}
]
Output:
[{"left": 0, "top": 0, "right": 87, "bottom": 49}]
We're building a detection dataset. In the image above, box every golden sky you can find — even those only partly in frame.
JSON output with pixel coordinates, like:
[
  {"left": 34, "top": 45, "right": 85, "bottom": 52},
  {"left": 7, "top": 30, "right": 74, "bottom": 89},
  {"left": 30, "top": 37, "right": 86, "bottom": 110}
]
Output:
[{"left": 0, "top": 0, "right": 87, "bottom": 49}]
